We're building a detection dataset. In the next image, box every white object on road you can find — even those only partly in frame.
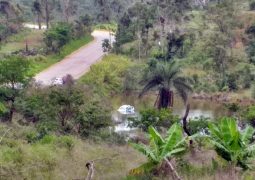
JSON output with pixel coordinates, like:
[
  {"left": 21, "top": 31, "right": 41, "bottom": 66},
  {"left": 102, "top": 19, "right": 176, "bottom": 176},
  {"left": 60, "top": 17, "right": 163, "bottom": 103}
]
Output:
[
  {"left": 51, "top": 77, "right": 63, "bottom": 85},
  {"left": 117, "top": 105, "right": 135, "bottom": 115},
  {"left": 35, "top": 30, "right": 111, "bottom": 85}
]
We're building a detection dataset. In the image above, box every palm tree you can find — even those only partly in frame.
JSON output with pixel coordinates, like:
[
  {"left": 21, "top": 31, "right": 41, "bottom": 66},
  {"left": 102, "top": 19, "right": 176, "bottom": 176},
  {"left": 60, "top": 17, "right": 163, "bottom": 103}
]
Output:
[
  {"left": 208, "top": 117, "right": 255, "bottom": 170},
  {"left": 139, "top": 61, "right": 192, "bottom": 109},
  {"left": 130, "top": 124, "right": 186, "bottom": 179}
]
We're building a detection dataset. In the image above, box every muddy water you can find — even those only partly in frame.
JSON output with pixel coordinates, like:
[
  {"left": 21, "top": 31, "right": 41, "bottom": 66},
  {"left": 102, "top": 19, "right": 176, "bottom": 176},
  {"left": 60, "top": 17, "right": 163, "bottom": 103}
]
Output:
[{"left": 112, "top": 93, "right": 228, "bottom": 133}]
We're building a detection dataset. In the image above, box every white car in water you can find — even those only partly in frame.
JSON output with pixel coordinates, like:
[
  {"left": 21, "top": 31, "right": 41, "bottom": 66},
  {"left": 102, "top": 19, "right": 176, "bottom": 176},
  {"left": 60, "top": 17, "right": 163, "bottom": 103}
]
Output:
[
  {"left": 51, "top": 77, "right": 63, "bottom": 86},
  {"left": 117, "top": 105, "right": 135, "bottom": 115}
]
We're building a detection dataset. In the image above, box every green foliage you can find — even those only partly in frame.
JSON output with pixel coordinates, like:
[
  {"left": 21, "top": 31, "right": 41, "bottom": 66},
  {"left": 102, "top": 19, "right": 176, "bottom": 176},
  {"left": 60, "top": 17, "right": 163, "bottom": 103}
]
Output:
[
  {"left": 140, "top": 61, "right": 192, "bottom": 109},
  {"left": 79, "top": 54, "right": 133, "bottom": 96},
  {"left": 244, "top": 106, "right": 255, "bottom": 127},
  {"left": 79, "top": 99, "right": 112, "bottom": 137},
  {"left": 0, "top": 56, "right": 31, "bottom": 121},
  {"left": 252, "top": 83, "right": 255, "bottom": 99},
  {"left": 188, "top": 117, "right": 210, "bottom": 135},
  {"left": 17, "top": 84, "right": 112, "bottom": 137},
  {"left": 208, "top": 117, "right": 255, "bottom": 170},
  {"left": 29, "top": 34, "right": 93, "bottom": 75},
  {"left": 128, "top": 108, "right": 179, "bottom": 131},
  {"left": 102, "top": 39, "right": 111, "bottom": 52},
  {"left": 250, "top": 1, "right": 255, "bottom": 10},
  {"left": 94, "top": 22, "right": 117, "bottom": 32},
  {"left": 130, "top": 124, "right": 187, "bottom": 175},
  {"left": 123, "top": 64, "right": 146, "bottom": 93},
  {"left": 44, "top": 22, "right": 72, "bottom": 53},
  {"left": 226, "top": 73, "right": 238, "bottom": 91}
]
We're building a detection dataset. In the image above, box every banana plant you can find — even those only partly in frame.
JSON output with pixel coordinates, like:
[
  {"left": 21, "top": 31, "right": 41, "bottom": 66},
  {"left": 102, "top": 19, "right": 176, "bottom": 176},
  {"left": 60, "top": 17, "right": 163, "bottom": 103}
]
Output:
[
  {"left": 130, "top": 123, "right": 187, "bottom": 179},
  {"left": 208, "top": 117, "right": 255, "bottom": 170}
]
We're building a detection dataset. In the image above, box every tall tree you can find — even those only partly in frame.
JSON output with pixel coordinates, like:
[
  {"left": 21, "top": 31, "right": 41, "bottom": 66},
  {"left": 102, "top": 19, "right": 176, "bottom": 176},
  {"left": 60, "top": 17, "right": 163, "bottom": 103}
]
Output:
[
  {"left": 0, "top": 1, "right": 18, "bottom": 24},
  {"left": 0, "top": 56, "right": 31, "bottom": 122},
  {"left": 41, "top": 0, "right": 56, "bottom": 29},
  {"left": 139, "top": 61, "right": 192, "bottom": 109},
  {"left": 32, "top": 1, "right": 43, "bottom": 29},
  {"left": 58, "top": 0, "right": 77, "bottom": 23}
]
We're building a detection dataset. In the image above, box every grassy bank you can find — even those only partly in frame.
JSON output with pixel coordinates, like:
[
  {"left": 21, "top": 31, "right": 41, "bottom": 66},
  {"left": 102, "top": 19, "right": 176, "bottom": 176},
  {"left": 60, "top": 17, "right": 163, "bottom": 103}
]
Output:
[
  {"left": 0, "top": 123, "right": 144, "bottom": 180},
  {"left": 30, "top": 35, "right": 93, "bottom": 75},
  {"left": 0, "top": 29, "right": 44, "bottom": 55},
  {"left": 79, "top": 54, "right": 133, "bottom": 96}
]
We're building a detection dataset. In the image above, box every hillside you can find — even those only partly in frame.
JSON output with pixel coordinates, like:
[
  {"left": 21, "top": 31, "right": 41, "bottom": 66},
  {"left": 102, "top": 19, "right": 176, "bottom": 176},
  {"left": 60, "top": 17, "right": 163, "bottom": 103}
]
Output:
[{"left": 1, "top": 0, "right": 255, "bottom": 179}]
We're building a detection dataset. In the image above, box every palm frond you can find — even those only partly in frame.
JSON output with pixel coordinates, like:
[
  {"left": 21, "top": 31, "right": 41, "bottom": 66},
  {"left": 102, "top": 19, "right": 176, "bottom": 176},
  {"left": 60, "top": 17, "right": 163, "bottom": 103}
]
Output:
[
  {"left": 139, "top": 77, "right": 162, "bottom": 98},
  {"left": 241, "top": 126, "right": 255, "bottom": 145},
  {"left": 173, "top": 77, "right": 192, "bottom": 103}
]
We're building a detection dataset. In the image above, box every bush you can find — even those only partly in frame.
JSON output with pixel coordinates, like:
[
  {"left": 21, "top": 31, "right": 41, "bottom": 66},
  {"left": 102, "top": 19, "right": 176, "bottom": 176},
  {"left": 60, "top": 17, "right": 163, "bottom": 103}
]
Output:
[
  {"left": 252, "top": 83, "right": 255, "bottom": 99},
  {"left": 226, "top": 73, "right": 238, "bottom": 91},
  {"left": 244, "top": 106, "right": 255, "bottom": 127},
  {"left": 188, "top": 117, "right": 210, "bottom": 135},
  {"left": 44, "top": 22, "right": 72, "bottom": 53},
  {"left": 128, "top": 108, "right": 179, "bottom": 131},
  {"left": 79, "top": 54, "right": 133, "bottom": 96},
  {"left": 250, "top": 1, "right": 255, "bottom": 10}
]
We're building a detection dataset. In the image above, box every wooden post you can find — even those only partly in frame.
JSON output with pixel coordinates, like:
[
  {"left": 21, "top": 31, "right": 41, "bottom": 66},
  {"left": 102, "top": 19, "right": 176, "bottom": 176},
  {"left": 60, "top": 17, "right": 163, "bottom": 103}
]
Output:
[{"left": 86, "top": 161, "right": 95, "bottom": 180}]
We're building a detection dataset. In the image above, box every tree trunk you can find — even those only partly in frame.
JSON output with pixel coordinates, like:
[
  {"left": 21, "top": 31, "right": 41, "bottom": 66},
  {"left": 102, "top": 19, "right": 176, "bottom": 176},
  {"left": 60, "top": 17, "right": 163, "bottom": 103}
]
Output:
[
  {"left": 158, "top": 88, "right": 171, "bottom": 109},
  {"left": 182, "top": 103, "right": 193, "bottom": 145},
  {"left": 45, "top": 0, "right": 50, "bottom": 29},
  {"left": 9, "top": 99, "right": 15, "bottom": 122},
  {"left": 37, "top": 14, "right": 42, "bottom": 30},
  {"left": 164, "top": 158, "right": 182, "bottom": 180}
]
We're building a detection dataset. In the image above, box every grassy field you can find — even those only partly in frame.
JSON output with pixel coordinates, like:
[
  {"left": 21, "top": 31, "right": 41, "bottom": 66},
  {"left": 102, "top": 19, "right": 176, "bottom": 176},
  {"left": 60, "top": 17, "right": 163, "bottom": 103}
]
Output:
[
  {"left": 0, "top": 29, "right": 44, "bottom": 55},
  {"left": 0, "top": 123, "right": 145, "bottom": 180},
  {"left": 79, "top": 54, "right": 133, "bottom": 95}
]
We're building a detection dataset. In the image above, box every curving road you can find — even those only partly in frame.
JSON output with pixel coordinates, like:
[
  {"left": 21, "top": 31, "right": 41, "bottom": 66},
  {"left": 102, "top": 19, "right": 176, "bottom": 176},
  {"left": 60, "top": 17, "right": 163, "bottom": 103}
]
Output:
[{"left": 35, "top": 31, "right": 111, "bottom": 85}]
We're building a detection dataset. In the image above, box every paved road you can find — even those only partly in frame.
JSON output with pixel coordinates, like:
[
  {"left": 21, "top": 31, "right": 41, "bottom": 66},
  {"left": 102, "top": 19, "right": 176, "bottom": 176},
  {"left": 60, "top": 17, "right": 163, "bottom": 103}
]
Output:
[{"left": 35, "top": 31, "right": 111, "bottom": 85}]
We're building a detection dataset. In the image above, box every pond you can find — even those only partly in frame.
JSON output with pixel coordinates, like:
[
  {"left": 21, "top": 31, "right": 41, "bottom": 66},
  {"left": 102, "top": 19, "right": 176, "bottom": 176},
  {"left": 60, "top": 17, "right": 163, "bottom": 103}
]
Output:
[{"left": 111, "top": 92, "right": 229, "bottom": 133}]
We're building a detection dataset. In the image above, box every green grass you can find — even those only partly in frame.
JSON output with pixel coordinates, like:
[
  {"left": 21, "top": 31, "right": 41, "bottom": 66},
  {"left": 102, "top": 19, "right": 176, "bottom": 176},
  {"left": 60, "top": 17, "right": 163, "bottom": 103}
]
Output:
[
  {"left": 0, "top": 28, "right": 93, "bottom": 75},
  {"left": 94, "top": 22, "right": 118, "bottom": 32},
  {"left": 0, "top": 29, "right": 44, "bottom": 55},
  {"left": 0, "top": 123, "right": 144, "bottom": 180},
  {"left": 29, "top": 35, "right": 93, "bottom": 75},
  {"left": 79, "top": 54, "right": 133, "bottom": 96}
]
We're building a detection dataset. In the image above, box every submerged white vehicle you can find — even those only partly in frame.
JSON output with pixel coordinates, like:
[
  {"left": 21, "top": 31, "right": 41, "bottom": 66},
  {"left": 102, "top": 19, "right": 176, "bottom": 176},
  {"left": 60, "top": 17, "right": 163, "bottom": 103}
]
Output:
[{"left": 117, "top": 105, "right": 135, "bottom": 115}]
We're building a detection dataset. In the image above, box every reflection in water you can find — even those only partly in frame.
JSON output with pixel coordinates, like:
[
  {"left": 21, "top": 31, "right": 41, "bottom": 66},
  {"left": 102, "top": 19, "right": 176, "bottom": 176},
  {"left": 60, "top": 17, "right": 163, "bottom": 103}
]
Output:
[{"left": 112, "top": 93, "right": 228, "bottom": 132}]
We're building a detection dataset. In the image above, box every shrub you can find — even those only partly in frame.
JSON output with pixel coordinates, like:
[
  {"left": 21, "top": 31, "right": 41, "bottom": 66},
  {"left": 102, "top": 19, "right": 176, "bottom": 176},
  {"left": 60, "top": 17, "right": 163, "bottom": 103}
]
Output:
[
  {"left": 245, "top": 106, "right": 255, "bottom": 127},
  {"left": 128, "top": 108, "right": 179, "bottom": 131},
  {"left": 79, "top": 54, "right": 133, "bottom": 96},
  {"left": 57, "top": 136, "right": 75, "bottom": 150},
  {"left": 226, "top": 73, "right": 238, "bottom": 91},
  {"left": 44, "top": 22, "right": 72, "bottom": 53},
  {"left": 250, "top": 1, "right": 255, "bottom": 10},
  {"left": 252, "top": 83, "right": 255, "bottom": 99},
  {"left": 188, "top": 117, "right": 210, "bottom": 135}
]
